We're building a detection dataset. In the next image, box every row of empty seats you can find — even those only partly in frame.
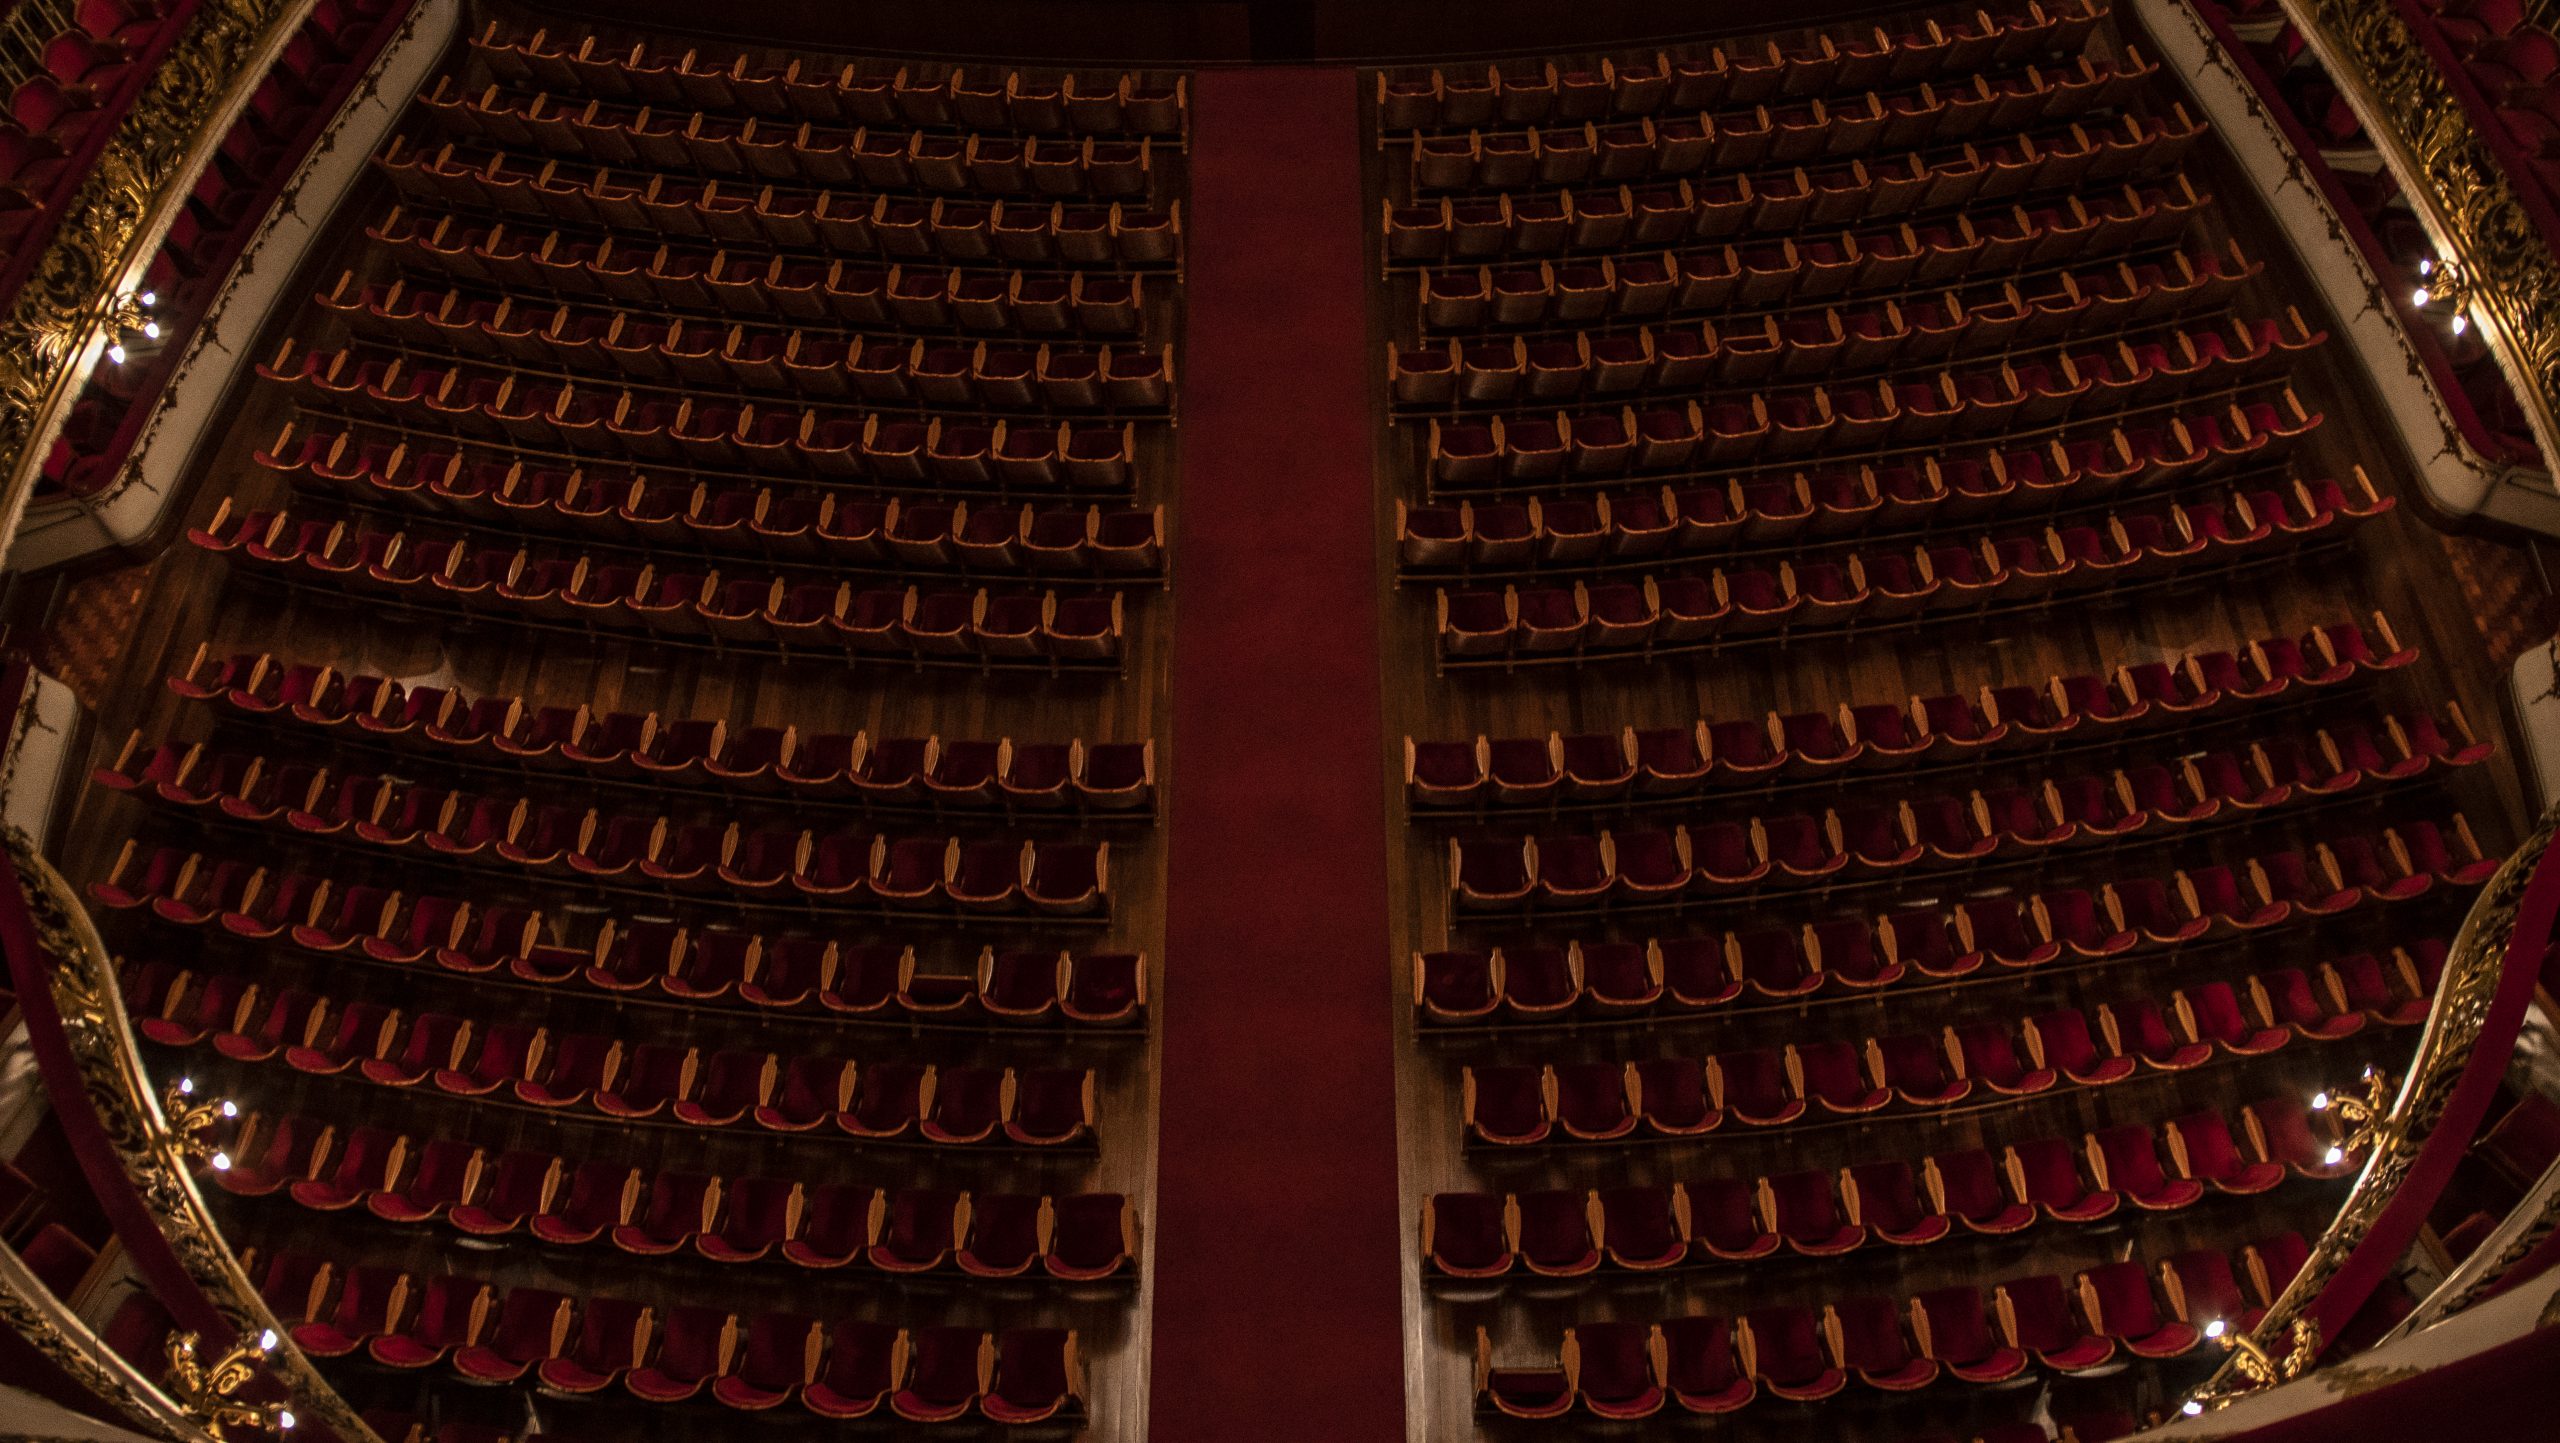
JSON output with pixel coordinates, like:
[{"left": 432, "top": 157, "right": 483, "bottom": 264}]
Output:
[
  {"left": 411, "top": 80, "right": 1164, "bottom": 198},
  {"left": 168, "top": 648, "right": 1159, "bottom": 812},
  {"left": 1383, "top": 110, "right": 2209, "bottom": 264},
  {"left": 366, "top": 207, "right": 1161, "bottom": 339},
  {"left": 1376, "top": 5, "right": 2110, "bottom": 131},
  {"left": 1472, "top": 1236, "right": 2302, "bottom": 1418},
  {"left": 1396, "top": 49, "right": 2161, "bottom": 194},
  {"left": 1398, "top": 466, "right": 2381, "bottom": 575},
  {"left": 98, "top": 742, "right": 1114, "bottom": 914},
  {"left": 1456, "top": 980, "right": 2407, "bottom": 1145},
  {"left": 321, "top": 282, "right": 1175, "bottom": 407},
  {"left": 1426, "top": 1095, "right": 2337, "bottom": 1275},
  {"left": 474, "top": 20, "right": 1188, "bottom": 136},
  {"left": 1416, "top": 925, "right": 2441, "bottom": 1025},
  {"left": 266, "top": 1254, "right": 1085, "bottom": 1421},
  {"left": 94, "top": 846, "right": 1145, "bottom": 1025},
  {"left": 193, "top": 506, "right": 1128, "bottom": 666},
  {"left": 228, "top": 1123, "right": 1135, "bottom": 1277},
  {"left": 1411, "top": 672, "right": 2456, "bottom": 815},
  {"left": 1408, "top": 192, "right": 2237, "bottom": 332},
  {"left": 1443, "top": 762, "right": 2478, "bottom": 905},
  {"left": 263, "top": 427, "right": 1165, "bottom": 573},
  {"left": 1426, "top": 382, "right": 2321, "bottom": 493},
  {"left": 131, "top": 969, "right": 1097, "bottom": 1147}
]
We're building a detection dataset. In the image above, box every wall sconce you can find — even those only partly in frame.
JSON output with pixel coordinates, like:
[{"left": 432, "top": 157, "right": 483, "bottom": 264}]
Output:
[
  {"left": 99, "top": 288, "right": 162, "bottom": 365},
  {"left": 2410, "top": 257, "right": 2472, "bottom": 335},
  {"left": 2311, "top": 1065, "right": 2399, "bottom": 1168},
  {"left": 163, "top": 1327, "right": 295, "bottom": 1439},
  {"left": 160, "top": 1075, "right": 239, "bottom": 1173}
]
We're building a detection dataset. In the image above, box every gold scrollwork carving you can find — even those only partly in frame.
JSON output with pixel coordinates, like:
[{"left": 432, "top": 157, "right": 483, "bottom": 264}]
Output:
[
  {"left": 2285, "top": 0, "right": 2560, "bottom": 475},
  {"left": 0, "top": 1233, "right": 211, "bottom": 1442},
  {"left": 0, "top": 825, "right": 386, "bottom": 1443},
  {"left": 0, "top": 0, "right": 316, "bottom": 553},
  {"left": 2172, "top": 797, "right": 2558, "bottom": 1411}
]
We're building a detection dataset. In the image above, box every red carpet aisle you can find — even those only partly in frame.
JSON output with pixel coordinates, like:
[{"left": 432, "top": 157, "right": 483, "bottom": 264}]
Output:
[{"left": 1150, "top": 69, "right": 1407, "bottom": 1439}]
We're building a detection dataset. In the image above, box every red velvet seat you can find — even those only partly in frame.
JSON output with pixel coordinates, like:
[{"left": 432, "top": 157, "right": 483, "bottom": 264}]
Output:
[
  {"left": 983, "top": 1328, "right": 1080, "bottom": 1424},
  {"left": 1465, "top": 1064, "right": 1552, "bottom": 1145},
  {"left": 1791, "top": 1039, "right": 1887, "bottom": 1114},
  {"left": 1843, "top": 1159, "right": 1950, "bottom": 1246},
  {"left": 957, "top": 1191, "right": 1043, "bottom": 1278},
  {"left": 894, "top": 1326, "right": 985, "bottom": 1422},
  {"left": 2089, "top": 1125, "right": 2205, "bottom": 1211},
  {"left": 612, "top": 1171, "right": 712, "bottom": 1256},
  {"left": 784, "top": 1181, "right": 875, "bottom": 1269},
  {"left": 2081, "top": 1259, "right": 2200, "bottom": 1357},
  {"left": 841, "top": 1061, "right": 928, "bottom": 1138},
  {"left": 367, "top": 1138, "right": 479, "bottom": 1223},
  {"left": 1947, "top": 1021, "right": 2054, "bottom": 1095},
  {"left": 452, "top": 1286, "right": 568, "bottom": 1383},
  {"left": 2025, "top": 1007, "right": 2133, "bottom": 1085},
  {"left": 1570, "top": 1322, "right": 1664, "bottom": 1420},
  {"left": 528, "top": 1289, "right": 648, "bottom": 1396},
  {"left": 292, "top": 1265, "right": 404, "bottom": 1358},
  {"left": 529, "top": 1161, "right": 638, "bottom": 1246},
  {"left": 1909, "top": 1285, "right": 2026, "bottom": 1382},
  {"left": 1415, "top": 950, "right": 1497, "bottom": 1022},
  {"left": 1995, "top": 1273, "right": 2115, "bottom": 1371},
  {"left": 450, "top": 1150, "right": 557, "bottom": 1237},
  {"left": 1687, "top": 1175, "right": 1778, "bottom": 1260},
  {"left": 1476, "top": 1328, "right": 1572, "bottom": 1418},
  {"left": 2103, "top": 996, "right": 2212, "bottom": 1070},
  {"left": 2167, "top": 1111, "right": 2286, "bottom": 1196},
  {"left": 367, "top": 1274, "right": 489, "bottom": 1369},
  {"left": 626, "top": 1303, "right": 731, "bottom": 1403},
  {"left": 1762, "top": 1169, "right": 1862, "bottom": 1255},
  {"left": 700, "top": 1175, "right": 799, "bottom": 1263},
  {"left": 1826, "top": 1295, "right": 1938, "bottom": 1391},
  {"left": 1659, "top": 1315, "right": 1754, "bottom": 1413},
  {"left": 289, "top": 1125, "right": 401, "bottom": 1211},
  {"left": 1711, "top": 1047, "right": 1803, "bottom": 1126},
  {"left": 1009, "top": 1066, "right": 1094, "bottom": 1145},
  {"left": 2006, "top": 1136, "right": 2118, "bottom": 1222},
  {"left": 1743, "top": 1305, "right": 1845, "bottom": 1401},
  {"left": 713, "top": 1311, "right": 818, "bottom": 1410},
  {"left": 873, "top": 1188, "right": 963, "bottom": 1273},
  {"left": 1515, "top": 1187, "right": 1601, "bottom": 1276},
  {"left": 1501, "top": 944, "right": 1579, "bottom": 1017},
  {"left": 802, "top": 1320, "right": 899, "bottom": 1419},
  {"left": 1630, "top": 1057, "right": 1718, "bottom": 1136}
]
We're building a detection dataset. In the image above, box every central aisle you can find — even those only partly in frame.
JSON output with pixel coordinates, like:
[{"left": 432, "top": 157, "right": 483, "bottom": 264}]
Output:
[{"left": 1149, "top": 67, "right": 1407, "bottom": 1440}]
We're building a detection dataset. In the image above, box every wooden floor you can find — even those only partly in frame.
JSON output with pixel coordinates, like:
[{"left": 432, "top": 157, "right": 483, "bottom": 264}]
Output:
[
  {"left": 55, "top": 68, "right": 1181, "bottom": 1443},
  {"left": 1360, "top": 8, "right": 2536, "bottom": 1441}
]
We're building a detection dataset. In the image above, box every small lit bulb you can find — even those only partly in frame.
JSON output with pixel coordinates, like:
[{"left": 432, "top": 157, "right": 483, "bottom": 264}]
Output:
[
  {"left": 257, "top": 1329, "right": 278, "bottom": 1353},
  {"left": 2204, "top": 1318, "right": 2227, "bottom": 1340},
  {"left": 2311, "top": 1090, "right": 2331, "bottom": 1111},
  {"left": 142, "top": 321, "right": 159, "bottom": 339},
  {"left": 2184, "top": 1400, "right": 2206, "bottom": 1417},
  {"left": 178, "top": 1077, "right": 195, "bottom": 1095},
  {"left": 2325, "top": 1145, "right": 2347, "bottom": 1167},
  {"left": 2420, "top": 257, "right": 2436, "bottom": 277},
  {"left": 138, "top": 290, "right": 156, "bottom": 307},
  {"left": 2452, "top": 314, "right": 2469, "bottom": 335},
  {"left": 209, "top": 1151, "right": 232, "bottom": 1171},
  {"left": 220, "top": 1100, "right": 237, "bottom": 1118},
  {"left": 2412, "top": 286, "right": 2432, "bottom": 308},
  {"left": 277, "top": 1410, "right": 295, "bottom": 1431},
  {"left": 107, "top": 344, "right": 126, "bottom": 364}
]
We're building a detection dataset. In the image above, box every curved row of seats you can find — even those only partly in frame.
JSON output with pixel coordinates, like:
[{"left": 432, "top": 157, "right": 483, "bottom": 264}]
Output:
[
  {"left": 1445, "top": 730, "right": 2446, "bottom": 909},
  {"left": 1384, "top": 110, "right": 2209, "bottom": 264},
  {"left": 227, "top": 1119, "right": 1136, "bottom": 1278},
  {"left": 1375, "top": 5, "right": 2110, "bottom": 132},
  {"left": 322, "top": 283, "right": 1174, "bottom": 408},
  {"left": 96, "top": 848, "right": 1145, "bottom": 1025},
  {"left": 1400, "top": 464, "right": 2377, "bottom": 575},
  {"left": 263, "top": 428, "right": 1166, "bottom": 574},
  {"left": 1430, "top": 486, "right": 2362, "bottom": 662},
  {"left": 1397, "top": 49, "right": 2161, "bottom": 194},
  {"left": 255, "top": 349, "right": 1146, "bottom": 478},
  {"left": 412, "top": 81, "right": 1163, "bottom": 199},
  {"left": 1471, "top": 1237, "right": 2301, "bottom": 1418},
  {"left": 98, "top": 746, "right": 1113, "bottom": 914},
  {"left": 1411, "top": 196, "right": 2236, "bottom": 333},
  {"left": 168, "top": 650, "right": 1159, "bottom": 812},
  {"left": 1408, "top": 640, "right": 2447, "bottom": 809},
  {"left": 193, "top": 509, "right": 1128, "bottom": 666},
  {"left": 1417, "top": 922, "right": 2440, "bottom": 1025},
  {"left": 474, "top": 19, "right": 1187, "bottom": 137},
  {"left": 367, "top": 208, "right": 1158, "bottom": 341},
  {"left": 1426, "top": 1095, "right": 2339, "bottom": 1276},
  {"left": 1398, "top": 279, "right": 2271, "bottom": 416},
  {"left": 133, "top": 972, "right": 1097, "bottom": 1147},
  {"left": 1425, "top": 376, "right": 2321, "bottom": 493},
  {"left": 1456, "top": 976, "right": 2408, "bottom": 1146},
  {"left": 1397, "top": 311, "right": 2316, "bottom": 422},
  {"left": 379, "top": 142, "right": 1180, "bottom": 267},
  {"left": 266, "top": 1255, "right": 1085, "bottom": 1422}
]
